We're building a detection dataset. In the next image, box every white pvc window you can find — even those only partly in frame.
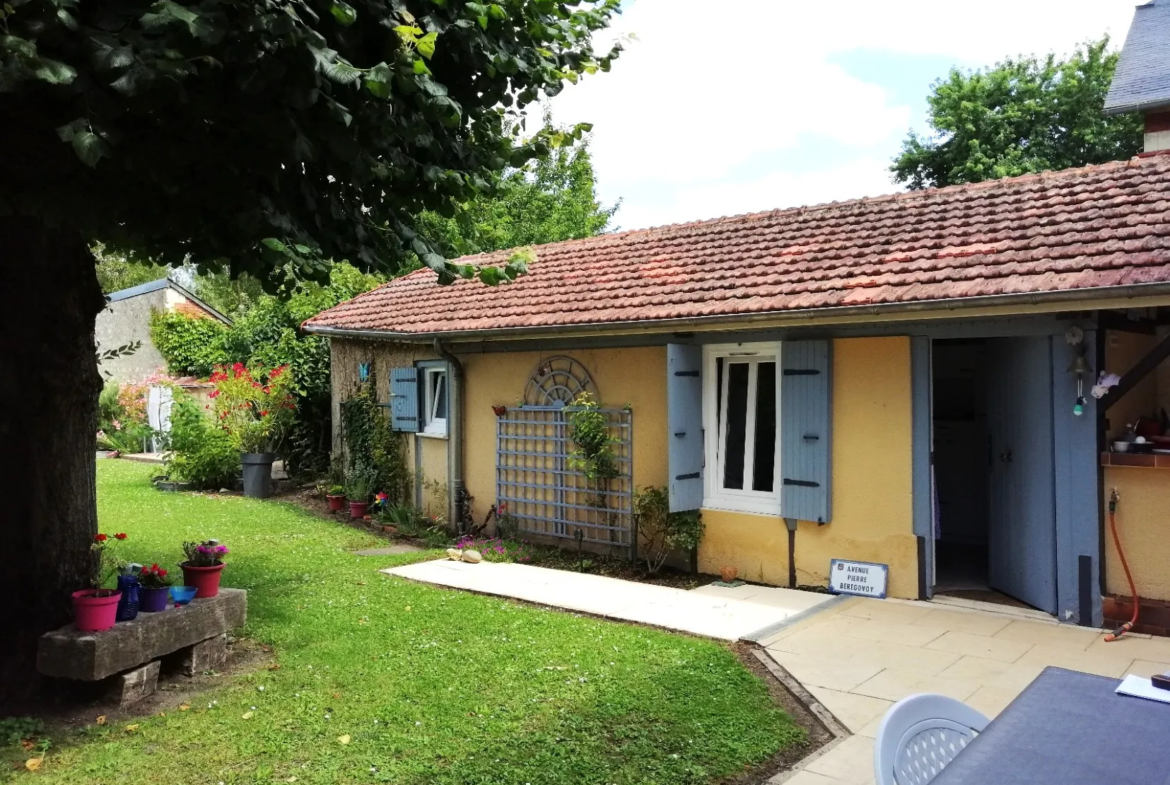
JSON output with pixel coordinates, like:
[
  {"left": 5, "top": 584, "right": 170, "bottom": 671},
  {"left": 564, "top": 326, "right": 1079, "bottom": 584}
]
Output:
[
  {"left": 423, "top": 367, "right": 448, "bottom": 436},
  {"left": 703, "top": 343, "right": 780, "bottom": 515}
]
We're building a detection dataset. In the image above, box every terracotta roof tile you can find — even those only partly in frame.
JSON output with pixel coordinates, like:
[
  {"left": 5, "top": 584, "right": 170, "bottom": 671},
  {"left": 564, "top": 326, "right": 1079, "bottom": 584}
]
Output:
[{"left": 305, "top": 153, "right": 1170, "bottom": 337}]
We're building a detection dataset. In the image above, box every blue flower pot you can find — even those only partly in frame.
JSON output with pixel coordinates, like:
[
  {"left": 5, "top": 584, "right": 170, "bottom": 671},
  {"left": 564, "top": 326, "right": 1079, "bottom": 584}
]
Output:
[{"left": 115, "top": 574, "right": 140, "bottom": 621}]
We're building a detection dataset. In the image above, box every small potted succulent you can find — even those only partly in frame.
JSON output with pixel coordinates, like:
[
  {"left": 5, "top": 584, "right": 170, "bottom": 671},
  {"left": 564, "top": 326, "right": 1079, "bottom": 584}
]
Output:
[
  {"left": 326, "top": 484, "right": 346, "bottom": 512},
  {"left": 138, "top": 563, "right": 174, "bottom": 612},
  {"left": 72, "top": 532, "right": 128, "bottom": 632},
  {"left": 180, "top": 539, "right": 229, "bottom": 598},
  {"left": 345, "top": 468, "right": 376, "bottom": 520}
]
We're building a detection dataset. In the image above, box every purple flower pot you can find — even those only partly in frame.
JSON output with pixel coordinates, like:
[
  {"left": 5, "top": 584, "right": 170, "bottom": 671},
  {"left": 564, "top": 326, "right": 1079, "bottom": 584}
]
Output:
[{"left": 140, "top": 586, "right": 170, "bottom": 612}]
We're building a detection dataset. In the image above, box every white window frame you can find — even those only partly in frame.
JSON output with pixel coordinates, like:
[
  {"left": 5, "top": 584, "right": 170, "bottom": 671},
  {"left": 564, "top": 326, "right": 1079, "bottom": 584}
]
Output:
[
  {"left": 422, "top": 366, "right": 448, "bottom": 437},
  {"left": 702, "top": 342, "right": 781, "bottom": 515}
]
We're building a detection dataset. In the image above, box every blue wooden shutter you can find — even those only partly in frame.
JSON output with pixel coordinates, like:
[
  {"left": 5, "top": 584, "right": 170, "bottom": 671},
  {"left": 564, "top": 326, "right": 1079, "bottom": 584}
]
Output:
[
  {"left": 667, "top": 344, "right": 704, "bottom": 512},
  {"left": 780, "top": 340, "right": 832, "bottom": 524},
  {"left": 390, "top": 367, "right": 421, "bottom": 433}
]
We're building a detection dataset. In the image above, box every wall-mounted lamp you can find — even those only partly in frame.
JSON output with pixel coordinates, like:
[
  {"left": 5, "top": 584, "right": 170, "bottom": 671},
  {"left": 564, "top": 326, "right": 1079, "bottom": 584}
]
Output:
[{"left": 1065, "top": 326, "right": 1089, "bottom": 417}]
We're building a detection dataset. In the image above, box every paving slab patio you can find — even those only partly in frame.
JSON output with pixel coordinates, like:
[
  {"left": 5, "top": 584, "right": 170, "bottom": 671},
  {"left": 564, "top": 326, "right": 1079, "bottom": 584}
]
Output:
[
  {"left": 764, "top": 596, "right": 1170, "bottom": 785},
  {"left": 382, "top": 558, "right": 833, "bottom": 640}
]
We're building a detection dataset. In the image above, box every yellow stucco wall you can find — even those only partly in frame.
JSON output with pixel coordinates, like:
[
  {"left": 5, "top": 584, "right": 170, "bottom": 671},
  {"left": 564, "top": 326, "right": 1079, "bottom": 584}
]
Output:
[
  {"left": 1103, "top": 467, "right": 1170, "bottom": 601},
  {"left": 461, "top": 348, "right": 669, "bottom": 524},
  {"left": 697, "top": 337, "right": 917, "bottom": 598},
  {"left": 331, "top": 337, "right": 916, "bottom": 597}
]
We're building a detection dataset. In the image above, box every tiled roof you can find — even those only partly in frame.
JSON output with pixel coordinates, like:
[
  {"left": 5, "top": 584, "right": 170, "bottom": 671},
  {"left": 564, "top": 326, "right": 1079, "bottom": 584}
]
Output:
[
  {"left": 305, "top": 152, "right": 1170, "bottom": 339},
  {"left": 1105, "top": 0, "right": 1170, "bottom": 114}
]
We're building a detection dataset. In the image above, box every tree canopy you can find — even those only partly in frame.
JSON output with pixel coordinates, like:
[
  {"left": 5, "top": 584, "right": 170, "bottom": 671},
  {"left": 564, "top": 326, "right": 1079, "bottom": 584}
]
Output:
[
  {"left": 416, "top": 115, "right": 618, "bottom": 257},
  {"left": 0, "top": 0, "right": 622, "bottom": 702},
  {"left": 891, "top": 39, "right": 1143, "bottom": 190},
  {"left": 2, "top": 0, "right": 621, "bottom": 284}
]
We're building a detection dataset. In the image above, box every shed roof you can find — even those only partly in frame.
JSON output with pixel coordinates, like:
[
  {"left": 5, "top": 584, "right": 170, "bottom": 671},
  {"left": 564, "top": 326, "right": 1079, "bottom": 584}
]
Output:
[
  {"left": 1105, "top": 0, "right": 1170, "bottom": 115},
  {"left": 305, "top": 152, "right": 1170, "bottom": 341},
  {"left": 105, "top": 278, "right": 232, "bottom": 325}
]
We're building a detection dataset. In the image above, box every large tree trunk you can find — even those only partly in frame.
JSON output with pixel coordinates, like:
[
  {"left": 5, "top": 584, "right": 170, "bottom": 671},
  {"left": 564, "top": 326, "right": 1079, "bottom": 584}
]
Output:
[{"left": 0, "top": 217, "right": 105, "bottom": 708}]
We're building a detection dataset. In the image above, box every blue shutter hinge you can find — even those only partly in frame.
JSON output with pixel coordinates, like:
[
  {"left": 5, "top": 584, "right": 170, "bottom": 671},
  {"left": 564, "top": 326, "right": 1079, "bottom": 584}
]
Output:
[
  {"left": 673, "top": 370, "right": 700, "bottom": 377},
  {"left": 783, "top": 369, "right": 821, "bottom": 376},
  {"left": 783, "top": 478, "right": 820, "bottom": 488},
  {"left": 675, "top": 472, "right": 701, "bottom": 481}
]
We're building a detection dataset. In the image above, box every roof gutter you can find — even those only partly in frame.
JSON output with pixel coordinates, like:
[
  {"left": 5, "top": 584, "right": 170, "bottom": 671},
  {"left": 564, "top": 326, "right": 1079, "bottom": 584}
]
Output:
[
  {"left": 302, "top": 281, "right": 1170, "bottom": 344},
  {"left": 1103, "top": 98, "right": 1170, "bottom": 117},
  {"left": 432, "top": 338, "right": 465, "bottom": 534}
]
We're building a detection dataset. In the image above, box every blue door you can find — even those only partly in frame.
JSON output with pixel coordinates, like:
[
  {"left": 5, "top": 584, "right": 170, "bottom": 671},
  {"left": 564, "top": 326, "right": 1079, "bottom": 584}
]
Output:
[{"left": 986, "top": 337, "right": 1057, "bottom": 614}]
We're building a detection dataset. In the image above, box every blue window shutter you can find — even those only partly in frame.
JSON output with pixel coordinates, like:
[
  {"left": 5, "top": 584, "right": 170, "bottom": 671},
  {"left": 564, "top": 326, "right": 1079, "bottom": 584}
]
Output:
[
  {"left": 390, "top": 367, "right": 421, "bottom": 433},
  {"left": 667, "top": 344, "right": 704, "bottom": 512},
  {"left": 780, "top": 340, "right": 832, "bottom": 524}
]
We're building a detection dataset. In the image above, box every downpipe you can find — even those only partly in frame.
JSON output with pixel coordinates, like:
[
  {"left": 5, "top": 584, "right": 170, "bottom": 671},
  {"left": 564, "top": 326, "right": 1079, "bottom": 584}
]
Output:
[{"left": 433, "top": 339, "right": 465, "bottom": 535}]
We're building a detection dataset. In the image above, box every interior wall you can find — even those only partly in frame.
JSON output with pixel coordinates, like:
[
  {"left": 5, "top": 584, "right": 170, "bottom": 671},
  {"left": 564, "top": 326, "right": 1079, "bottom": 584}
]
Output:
[
  {"left": 1102, "top": 328, "right": 1170, "bottom": 603},
  {"left": 1104, "top": 330, "right": 1160, "bottom": 440}
]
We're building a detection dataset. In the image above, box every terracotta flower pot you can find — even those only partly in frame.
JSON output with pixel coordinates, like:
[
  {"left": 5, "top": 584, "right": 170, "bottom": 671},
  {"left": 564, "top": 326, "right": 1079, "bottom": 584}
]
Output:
[
  {"left": 326, "top": 494, "right": 346, "bottom": 512},
  {"left": 181, "top": 562, "right": 225, "bottom": 598},
  {"left": 349, "top": 501, "right": 369, "bottom": 519},
  {"left": 72, "top": 589, "right": 122, "bottom": 632},
  {"left": 720, "top": 565, "right": 738, "bottom": 583}
]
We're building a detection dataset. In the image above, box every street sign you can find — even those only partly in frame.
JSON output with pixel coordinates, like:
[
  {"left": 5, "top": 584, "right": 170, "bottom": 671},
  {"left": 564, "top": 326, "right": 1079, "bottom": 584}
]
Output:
[{"left": 829, "top": 559, "right": 889, "bottom": 599}]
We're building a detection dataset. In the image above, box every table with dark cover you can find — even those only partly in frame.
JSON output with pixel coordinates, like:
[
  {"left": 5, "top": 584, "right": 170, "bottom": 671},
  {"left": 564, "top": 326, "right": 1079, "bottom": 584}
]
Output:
[{"left": 933, "top": 667, "right": 1170, "bottom": 785}]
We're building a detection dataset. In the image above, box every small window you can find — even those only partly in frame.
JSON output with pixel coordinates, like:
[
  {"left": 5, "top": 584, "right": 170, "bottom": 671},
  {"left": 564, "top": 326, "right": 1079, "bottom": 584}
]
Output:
[
  {"left": 704, "top": 344, "right": 780, "bottom": 514},
  {"left": 423, "top": 367, "right": 448, "bottom": 436}
]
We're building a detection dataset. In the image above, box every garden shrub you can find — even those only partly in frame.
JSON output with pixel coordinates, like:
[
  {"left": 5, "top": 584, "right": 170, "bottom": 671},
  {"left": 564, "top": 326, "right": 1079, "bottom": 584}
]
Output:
[
  {"left": 96, "top": 378, "right": 157, "bottom": 453},
  {"left": 633, "top": 486, "right": 704, "bottom": 574},
  {"left": 149, "top": 310, "right": 230, "bottom": 377},
  {"left": 164, "top": 392, "right": 239, "bottom": 489}
]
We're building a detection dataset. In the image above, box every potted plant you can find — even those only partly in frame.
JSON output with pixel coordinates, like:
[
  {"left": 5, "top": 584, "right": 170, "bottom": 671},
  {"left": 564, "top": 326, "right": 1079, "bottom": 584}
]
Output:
[
  {"left": 138, "top": 563, "right": 174, "bottom": 612},
  {"left": 181, "top": 539, "right": 229, "bottom": 598},
  {"left": 72, "top": 532, "right": 127, "bottom": 632},
  {"left": 326, "top": 484, "right": 346, "bottom": 512},
  {"left": 208, "top": 363, "right": 296, "bottom": 499},
  {"left": 345, "top": 467, "right": 376, "bottom": 519}
]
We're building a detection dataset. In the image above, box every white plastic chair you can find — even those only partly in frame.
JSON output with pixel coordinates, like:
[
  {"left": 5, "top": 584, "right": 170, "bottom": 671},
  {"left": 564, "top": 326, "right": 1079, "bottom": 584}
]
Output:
[{"left": 873, "top": 693, "right": 989, "bottom": 785}]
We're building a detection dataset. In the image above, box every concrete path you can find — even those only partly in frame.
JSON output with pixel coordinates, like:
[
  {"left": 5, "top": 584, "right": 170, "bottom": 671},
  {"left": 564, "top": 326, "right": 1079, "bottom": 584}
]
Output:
[
  {"left": 764, "top": 596, "right": 1170, "bottom": 784},
  {"left": 382, "top": 559, "right": 832, "bottom": 640}
]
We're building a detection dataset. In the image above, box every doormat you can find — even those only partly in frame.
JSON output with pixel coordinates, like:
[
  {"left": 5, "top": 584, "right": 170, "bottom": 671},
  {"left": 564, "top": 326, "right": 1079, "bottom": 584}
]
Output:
[{"left": 710, "top": 580, "right": 745, "bottom": 588}]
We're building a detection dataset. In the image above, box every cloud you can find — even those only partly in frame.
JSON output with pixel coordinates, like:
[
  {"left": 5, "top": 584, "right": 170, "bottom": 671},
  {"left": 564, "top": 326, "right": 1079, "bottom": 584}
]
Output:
[{"left": 551, "top": 0, "right": 1141, "bottom": 230}]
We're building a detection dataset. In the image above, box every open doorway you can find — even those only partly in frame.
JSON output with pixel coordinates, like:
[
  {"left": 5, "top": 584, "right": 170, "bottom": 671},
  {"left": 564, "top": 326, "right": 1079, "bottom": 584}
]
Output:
[
  {"left": 931, "top": 337, "right": 1059, "bottom": 613},
  {"left": 931, "top": 339, "right": 993, "bottom": 598}
]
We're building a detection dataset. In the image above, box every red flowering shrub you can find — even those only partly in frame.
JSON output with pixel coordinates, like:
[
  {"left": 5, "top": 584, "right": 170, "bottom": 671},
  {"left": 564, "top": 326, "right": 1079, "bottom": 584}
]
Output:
[
  {"left": 139, "top": 563, "right": 173, "bottom": 589},
  {"left": 209, "top": 363, "right": 296, "bottom": 453}
]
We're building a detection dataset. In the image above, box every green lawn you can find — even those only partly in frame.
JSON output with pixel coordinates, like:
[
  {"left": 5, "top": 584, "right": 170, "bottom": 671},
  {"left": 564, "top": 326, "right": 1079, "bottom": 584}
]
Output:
[{"left": 10, "top": 461, "right": 801, "bottom": 784}]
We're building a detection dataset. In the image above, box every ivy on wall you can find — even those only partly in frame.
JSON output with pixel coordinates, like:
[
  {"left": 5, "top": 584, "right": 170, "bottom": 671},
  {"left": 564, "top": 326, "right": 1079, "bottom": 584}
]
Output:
[
  {"left": 148, "top": 310, "right": 230, "bottom": 377},
  {"left": 339, "top": 376, "right": 411, "bottom": 506}
]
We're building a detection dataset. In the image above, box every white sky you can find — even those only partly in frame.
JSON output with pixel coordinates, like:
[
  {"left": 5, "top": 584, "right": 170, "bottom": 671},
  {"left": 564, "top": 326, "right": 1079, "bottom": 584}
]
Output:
[{"left": 549, "top": 0, "right": 1143, "bottom": 231}]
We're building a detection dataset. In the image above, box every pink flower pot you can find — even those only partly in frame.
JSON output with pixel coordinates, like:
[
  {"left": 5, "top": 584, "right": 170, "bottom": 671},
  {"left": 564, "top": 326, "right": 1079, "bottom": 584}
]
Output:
[
  {"left": 72, "top": 589, "right": 122, "bottom": 632},
  {"left": 326, "top": 495, "right": 346, "bottom": 512},
  {"left": 181, "top": 562, "right": 225, "bottom": 598},
  {"left": 349, "top": 501, "right": 369, "bottom": 519}
]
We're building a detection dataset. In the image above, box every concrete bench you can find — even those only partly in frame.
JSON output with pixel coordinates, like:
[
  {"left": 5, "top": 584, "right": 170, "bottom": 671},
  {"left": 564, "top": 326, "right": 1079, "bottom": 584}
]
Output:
[{"left": 37, "top": 588, "right": 247, "bottom": 705}]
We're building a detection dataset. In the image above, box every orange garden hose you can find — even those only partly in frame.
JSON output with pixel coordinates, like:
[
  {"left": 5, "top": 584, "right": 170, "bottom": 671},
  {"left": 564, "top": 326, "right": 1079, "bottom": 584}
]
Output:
[{"left": 1104, "top": 489, "right": 1139, "bottom": 642}]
